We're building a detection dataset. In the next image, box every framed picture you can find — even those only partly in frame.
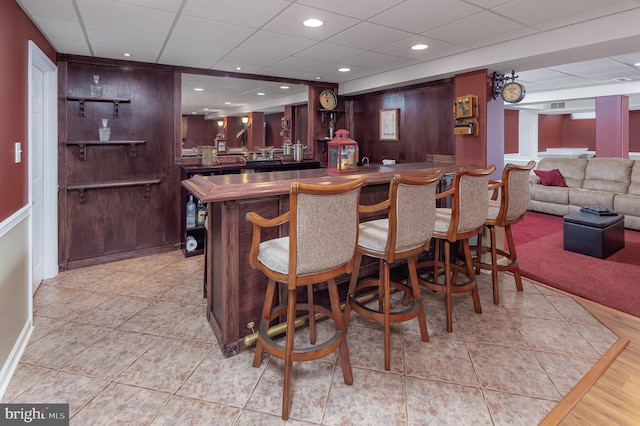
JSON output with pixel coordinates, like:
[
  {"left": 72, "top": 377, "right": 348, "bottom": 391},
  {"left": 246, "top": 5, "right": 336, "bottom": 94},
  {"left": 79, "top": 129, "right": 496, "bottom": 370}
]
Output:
[
  {"left": 379, "top": 108, "right": 399, "bottom": 141},
  {"left": 217, "top": 140, "right": 226, "bottom": 152}
]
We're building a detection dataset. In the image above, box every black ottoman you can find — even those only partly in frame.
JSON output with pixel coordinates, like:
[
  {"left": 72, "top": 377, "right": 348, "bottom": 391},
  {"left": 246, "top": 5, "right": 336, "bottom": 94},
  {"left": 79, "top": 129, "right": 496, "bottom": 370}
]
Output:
[{"left": 563, "top": 212, "right": 625, "bottom": 258}]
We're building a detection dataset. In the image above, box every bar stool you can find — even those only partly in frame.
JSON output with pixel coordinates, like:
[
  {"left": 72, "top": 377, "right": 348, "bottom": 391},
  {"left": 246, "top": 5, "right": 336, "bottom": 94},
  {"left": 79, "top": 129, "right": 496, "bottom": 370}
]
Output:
[
  {"left": 418, "top": 165, "right": 495, "bottom": 332},
  {"left": 246, "top": 177, "right": 365, "bottom": 420},
  {"left": 472, "top": 161, "right": 536, "bottom": 304},
  {"left": 344, "top": 171, "right": 442, "bottom": 371}
]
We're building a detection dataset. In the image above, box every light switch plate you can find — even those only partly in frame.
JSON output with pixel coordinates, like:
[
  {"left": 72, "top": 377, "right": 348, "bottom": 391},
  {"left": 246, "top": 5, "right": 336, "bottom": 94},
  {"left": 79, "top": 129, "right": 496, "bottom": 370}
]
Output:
[{"left": 15, "top": 142, "right": 22, "bottom": 163}]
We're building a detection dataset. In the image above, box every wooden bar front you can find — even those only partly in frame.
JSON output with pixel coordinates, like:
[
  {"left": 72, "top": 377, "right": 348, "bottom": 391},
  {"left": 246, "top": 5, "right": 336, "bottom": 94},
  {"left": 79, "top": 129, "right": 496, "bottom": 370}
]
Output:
[{"left": 182, "top": 163, "right": 455, "bottom": 357}]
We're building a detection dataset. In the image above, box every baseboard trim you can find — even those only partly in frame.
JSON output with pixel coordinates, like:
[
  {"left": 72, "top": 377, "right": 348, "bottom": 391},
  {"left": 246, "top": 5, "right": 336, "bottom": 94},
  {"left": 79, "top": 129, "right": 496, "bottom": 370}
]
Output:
[{"left": 0, "top": 319, "right": 34, "bottom": 400}]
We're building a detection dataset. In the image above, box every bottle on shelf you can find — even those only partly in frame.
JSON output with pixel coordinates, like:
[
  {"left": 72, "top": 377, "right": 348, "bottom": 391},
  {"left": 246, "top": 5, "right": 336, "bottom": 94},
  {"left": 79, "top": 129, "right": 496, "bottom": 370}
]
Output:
[
  {"left": 186, "top": 195, "right": 196, "bottom": 229},
  {"left": 196, "top": 200, "right": 207, "bottom": 226}
]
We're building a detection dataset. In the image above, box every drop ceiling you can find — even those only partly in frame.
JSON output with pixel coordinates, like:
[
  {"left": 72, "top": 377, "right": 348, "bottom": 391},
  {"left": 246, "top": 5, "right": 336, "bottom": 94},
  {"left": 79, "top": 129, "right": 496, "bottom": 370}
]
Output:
[{"left": 16, "top": 0, "right": 640, "bottom": 115}]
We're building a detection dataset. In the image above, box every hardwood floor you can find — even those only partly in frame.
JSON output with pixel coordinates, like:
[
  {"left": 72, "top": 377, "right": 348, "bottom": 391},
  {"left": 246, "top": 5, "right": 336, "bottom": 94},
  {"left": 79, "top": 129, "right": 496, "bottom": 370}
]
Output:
[{"left": 536, "top": 282, "right": 640, "bottom": 425}]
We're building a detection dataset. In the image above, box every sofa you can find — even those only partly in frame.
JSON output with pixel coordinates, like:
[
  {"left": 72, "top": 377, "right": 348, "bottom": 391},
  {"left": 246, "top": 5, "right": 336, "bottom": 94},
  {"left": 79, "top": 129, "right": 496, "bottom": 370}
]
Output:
[{"left": 528, "top": 157, "right": 640, "bottom": 230}]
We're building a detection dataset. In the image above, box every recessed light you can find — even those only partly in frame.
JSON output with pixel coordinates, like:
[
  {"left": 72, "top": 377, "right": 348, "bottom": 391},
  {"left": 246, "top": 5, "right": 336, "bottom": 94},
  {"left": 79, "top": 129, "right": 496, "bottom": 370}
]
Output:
[
  {"left": 338, "top": 67, "right": 351, "bottom": 72},
  {"left": 123, "top": 53, "right": 131, "bottom": 57},
  {"left": 316, "top": 77, "right": 322, "bottom": 80},
  {"left": 257, "top": 92, "right": 265, "bottom": 96},
  {"left": 635, "top": 62, "right": 640, "bottom": 67},
  {"left": 280, "top": 86, "right": 290, "bottom": 89},
  {"left": 224, "top": 102, "right": 231, "bottom": 105},
  {"left": 236, "top": 67, "right": 242, "bottom": 71},
  {"left": 194, "top": 88, "right": 203, "bottom": 91},
  {"left": 411, "top": 44, "right": 428, "bottom": 50},
  {"left": 303, "top": 18, "right": 323, "bottom": 28},
  {"left": 191, "top": 112, "right": 197, "bottom": 114},
  {"left": 203, "top": 108, "right": 209, "bottom": 111}
]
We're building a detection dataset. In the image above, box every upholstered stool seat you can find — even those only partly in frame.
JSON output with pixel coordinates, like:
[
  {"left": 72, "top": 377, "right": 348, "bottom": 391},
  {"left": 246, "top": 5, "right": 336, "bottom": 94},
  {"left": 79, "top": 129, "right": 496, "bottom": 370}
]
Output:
[{"left": 345, "top": 172, "right": 442, "bottom": 371}]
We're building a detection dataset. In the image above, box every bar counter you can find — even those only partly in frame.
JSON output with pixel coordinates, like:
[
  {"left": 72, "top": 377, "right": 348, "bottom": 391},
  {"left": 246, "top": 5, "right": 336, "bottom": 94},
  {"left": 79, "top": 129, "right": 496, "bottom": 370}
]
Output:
[{"left": 181, "top": 162, "right": 456, "bottom": 357}]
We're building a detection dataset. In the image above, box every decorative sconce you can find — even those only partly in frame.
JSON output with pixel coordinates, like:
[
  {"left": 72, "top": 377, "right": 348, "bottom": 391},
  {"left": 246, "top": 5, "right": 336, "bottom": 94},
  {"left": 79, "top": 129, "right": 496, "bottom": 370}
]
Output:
[
  {"left": 241, "top": 116, "right": 249, "bottom": 125},
  {"left": 217, "top": 120, "right": 224, "bottom": 127}
]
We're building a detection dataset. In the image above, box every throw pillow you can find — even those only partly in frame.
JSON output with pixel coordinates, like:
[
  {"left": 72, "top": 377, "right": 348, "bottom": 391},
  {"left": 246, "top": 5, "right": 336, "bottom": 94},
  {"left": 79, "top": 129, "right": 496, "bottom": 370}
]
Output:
[{"left": 534, "top": 169, "right": 568, "bottom": 187}]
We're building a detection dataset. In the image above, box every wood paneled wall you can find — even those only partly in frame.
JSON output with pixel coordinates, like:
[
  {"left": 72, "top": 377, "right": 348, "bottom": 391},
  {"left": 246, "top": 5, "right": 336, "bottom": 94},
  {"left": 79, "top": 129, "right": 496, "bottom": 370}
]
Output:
[
  {"left": 347, "top": 79, "right": 455, "bottom": 165},
  {"left": 58, "top": 57, "right": 181, "bottom": 269}
]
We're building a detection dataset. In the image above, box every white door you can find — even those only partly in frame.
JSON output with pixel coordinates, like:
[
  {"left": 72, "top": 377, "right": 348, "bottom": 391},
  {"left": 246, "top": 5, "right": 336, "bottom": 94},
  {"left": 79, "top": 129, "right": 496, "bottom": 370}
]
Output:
[
  {"left": 29, "top": 41, "right": 58, "bottom": 295},
  {"left": 31, "top": 65, "right": 45, "bottom": 292}
]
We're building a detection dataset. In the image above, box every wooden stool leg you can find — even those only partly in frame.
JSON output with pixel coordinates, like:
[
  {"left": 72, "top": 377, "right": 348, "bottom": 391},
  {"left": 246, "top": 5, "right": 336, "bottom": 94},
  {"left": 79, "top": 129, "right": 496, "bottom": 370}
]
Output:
[
  {"left": 328, "top": 278, "right": 353, "bottom": 385},
  {"left": 505, "top": 225, "right": 524, "bottom": 292},
  {"left": 444, "top": 240, "right": 453, "bottom": 333},
  {"left": 253, "top": 278, "right": 277, "bottom": 368},
  {"left": 308, "top": 284, "right": 316, "bottom": 345},
  {"left": 407, "top": 256, "right": 429, "bottom": 342},
  {"left": 489, "top": 225, "right": 500, "bottom": 305},
  {"left": 282, "top": 288, "right": 297, "bottom": 421},
  {"left": 343, "top": 252, "right": 362, "bottom": 331},
  {"left": 462, "top": 240, "right": 482, "bottom": 314},
  {"left": 383, "top": 261, "right": 392, "bottom": 371}
]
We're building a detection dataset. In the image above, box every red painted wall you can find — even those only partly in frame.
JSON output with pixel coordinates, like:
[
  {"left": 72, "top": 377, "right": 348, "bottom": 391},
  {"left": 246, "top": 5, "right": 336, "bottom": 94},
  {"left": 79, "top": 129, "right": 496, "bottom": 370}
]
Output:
[
  {"left": 0, "top": 1, "right": 56, "bottom": 222},
  {"left": 504, "top": 110, "right": 519, "bottom": 154},
  {"left": 182, "top": 115, "right": 217, "bottom": 149},
  {"left": 562, "top": 116, "right": 596, "bottom": 149},
  {"left": 630, "top": 110, "right": 640, "bottom": 152}
]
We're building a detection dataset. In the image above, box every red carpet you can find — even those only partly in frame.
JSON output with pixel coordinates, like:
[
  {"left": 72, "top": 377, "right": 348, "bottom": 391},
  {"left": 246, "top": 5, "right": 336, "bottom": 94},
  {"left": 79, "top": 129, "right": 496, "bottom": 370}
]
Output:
[{"left": 512, "top": 212, "right": 640, "bottom": 317}]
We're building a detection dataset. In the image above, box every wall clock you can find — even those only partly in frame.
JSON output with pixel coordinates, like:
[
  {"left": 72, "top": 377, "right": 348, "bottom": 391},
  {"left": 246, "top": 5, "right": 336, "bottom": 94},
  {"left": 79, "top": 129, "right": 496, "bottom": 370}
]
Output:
[
  {"left": 501, "top": 81, "right": 526, "bottom": 103},
  {"left": 319, "top": 89, "right": 338, "bottom": 110}
]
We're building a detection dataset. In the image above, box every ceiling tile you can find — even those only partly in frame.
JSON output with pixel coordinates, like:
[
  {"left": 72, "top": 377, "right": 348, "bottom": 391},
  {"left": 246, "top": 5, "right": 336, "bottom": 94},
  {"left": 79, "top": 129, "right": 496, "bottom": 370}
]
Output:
[
  {"left": 171, "top": 15, "right": 256, "bottom": 45},
  {"left": 31, "top": 17, "right": 85, "bottom": 43},
  {"left": 295, "top": 43, "right": 366, "bottom": 63},
  {"left": 212, "top": 48, "right": 288, "bottom": 73},
  {"left": 422, "top": 11, "right": 528, "bottom": 45},
  {"left": 262, "top": 4, "right": 360, "bottom": 40},
  {"left": 76, "top": 0, "right": 175, "bottom": 36},
  {"left": 343, "top": 52, "right": 419, "bottom": 71},
  {"left": 374, "top": 35, "right": 465, "bottom": 61},
  {"left": 238, "top": 30, "right": 318, "bottom": 56},
  {"left": 113, "top": 0, "right": 184, "bottom": 13},
  {"left": 296, "top": 0, "right": 404, "bottom": 20},
  {"left": 493, "top": 0, "right": 623, "bottom": 27},
  {"left": 368, "top": 0, "right": 482, "bottom": 33},
  {"left": 85, "top": 26, "right": 166, "bottom": 60},
  {"left": 326, "top": 22, "right": 413, "bottom": 51},
  {"left": 181, "top": 0, "right": 289, "bottom": 28},
  {"left": 159, "top": 38, "right": 233, "bottom": 68},
  {"left": 17, "top": 0, "right": 78, "bottom": 21}
]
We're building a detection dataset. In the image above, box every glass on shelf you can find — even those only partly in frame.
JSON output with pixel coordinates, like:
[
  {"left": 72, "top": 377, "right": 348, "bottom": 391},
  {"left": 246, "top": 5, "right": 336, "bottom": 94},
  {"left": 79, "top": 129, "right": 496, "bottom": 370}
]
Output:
[
  {"left": 98, "top": 118, "right": 111, "bottom": 141},
  {"left": 90, "top": 74, "right": 103, "bottom": 97}
]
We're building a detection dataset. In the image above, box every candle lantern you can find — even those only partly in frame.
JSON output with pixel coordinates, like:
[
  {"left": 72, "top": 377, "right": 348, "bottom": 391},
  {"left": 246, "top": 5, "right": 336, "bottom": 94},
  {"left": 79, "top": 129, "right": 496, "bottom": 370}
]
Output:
[{"left": 327, "top": 129, "right": 359, "bottom": 174}]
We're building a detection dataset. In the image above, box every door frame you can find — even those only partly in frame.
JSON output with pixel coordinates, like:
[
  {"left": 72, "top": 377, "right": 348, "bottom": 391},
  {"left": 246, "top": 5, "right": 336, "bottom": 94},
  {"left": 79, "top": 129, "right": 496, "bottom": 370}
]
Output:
[{"left": 28, "top": 40, "right": 58, "bottom": 292}]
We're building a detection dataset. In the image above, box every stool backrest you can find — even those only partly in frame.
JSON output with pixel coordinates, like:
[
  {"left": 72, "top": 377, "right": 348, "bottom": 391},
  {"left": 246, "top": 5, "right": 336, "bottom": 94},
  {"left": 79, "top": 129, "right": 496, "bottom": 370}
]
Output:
[
  {"left": 389, "top": 172, "right": 442, "bottom": 255},
  {"left": 448, "top": 165, "right": 496, "bottom": 238},
  {"left": 290, "top": 178, "right": 365, "bottom": 278},
  {"left": 497, "top": 161, "right": 536, "bottom": 222}
]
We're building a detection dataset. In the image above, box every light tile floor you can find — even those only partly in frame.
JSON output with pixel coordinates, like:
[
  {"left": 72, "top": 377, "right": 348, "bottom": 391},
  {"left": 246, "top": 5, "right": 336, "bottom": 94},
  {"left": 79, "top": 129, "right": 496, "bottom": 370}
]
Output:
[{"left": 2, "top": 250, "right": 619, "bottom": 425}]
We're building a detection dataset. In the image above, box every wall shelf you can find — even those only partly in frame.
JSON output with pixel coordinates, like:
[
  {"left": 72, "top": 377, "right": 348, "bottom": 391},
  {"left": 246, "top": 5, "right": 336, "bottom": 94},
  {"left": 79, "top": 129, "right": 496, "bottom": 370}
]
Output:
[
  {"left": 66, "top": 140, "right": 145, "bottom": 160},
  {"left": 67, "top": 179, "right": 161, "bottom": 203},
  {"left": 66, "top": 96, "right": 131, "bottom": 118}
]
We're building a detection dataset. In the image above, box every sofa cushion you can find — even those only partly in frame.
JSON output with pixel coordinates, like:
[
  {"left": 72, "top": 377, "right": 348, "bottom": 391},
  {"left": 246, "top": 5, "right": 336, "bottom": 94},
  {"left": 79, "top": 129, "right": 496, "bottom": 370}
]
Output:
[
  {"left": 569, "top": 188, "right": 615, "bottom": 211},
  {"left": 537, "top": 158, "right": 588, "bottom": 188},
  {"left": 582, "top": 157, "right": 633, "bottom": 193},
  {"left": 614, "top": 194, "right": 640, "bottom": 216},
  {"left": 534, "top": 169, "right": 568, "bottom": 187},
  {"left": 627, "top": 161, "right": 640, "bottom": 196},
  {"left": 529, "top": 184, "right": 569, "bottom": 204}
]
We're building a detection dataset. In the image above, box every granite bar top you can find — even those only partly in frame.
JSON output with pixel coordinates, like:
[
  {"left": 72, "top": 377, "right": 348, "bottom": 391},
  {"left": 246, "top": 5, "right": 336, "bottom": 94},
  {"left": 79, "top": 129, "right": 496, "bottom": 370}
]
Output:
[{"left": 182, "top": 162, "right": 457, "bottom": 203}]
